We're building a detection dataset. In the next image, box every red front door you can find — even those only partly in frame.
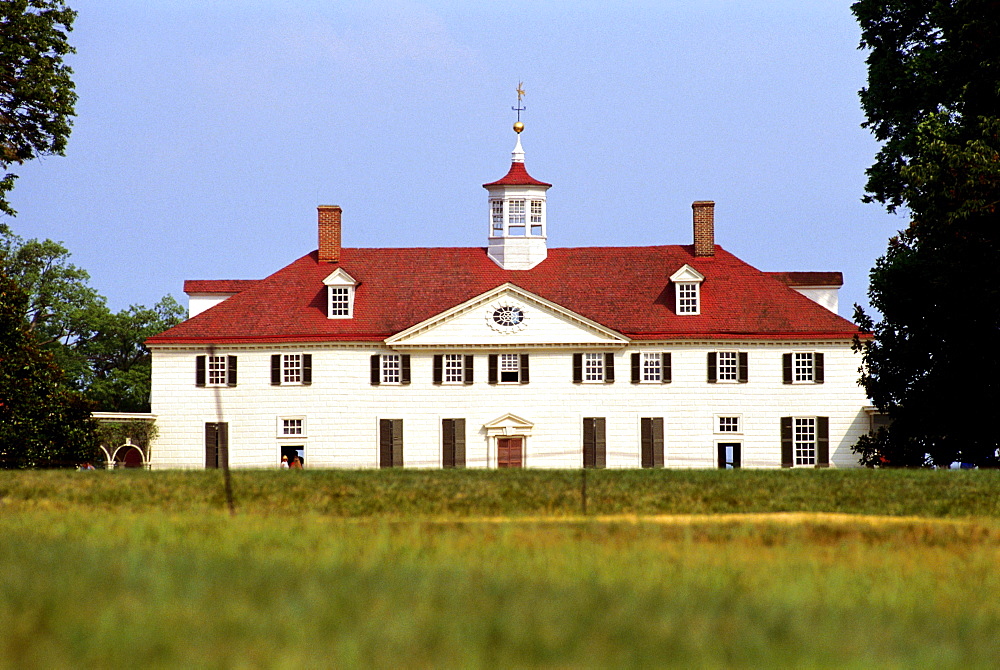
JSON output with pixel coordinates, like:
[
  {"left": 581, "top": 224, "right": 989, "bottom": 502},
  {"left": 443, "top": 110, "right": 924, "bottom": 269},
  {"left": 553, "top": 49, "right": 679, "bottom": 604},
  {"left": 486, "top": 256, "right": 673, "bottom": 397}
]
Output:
[{"left": 497, "top": 437, "right": 523, "bottom": 468}]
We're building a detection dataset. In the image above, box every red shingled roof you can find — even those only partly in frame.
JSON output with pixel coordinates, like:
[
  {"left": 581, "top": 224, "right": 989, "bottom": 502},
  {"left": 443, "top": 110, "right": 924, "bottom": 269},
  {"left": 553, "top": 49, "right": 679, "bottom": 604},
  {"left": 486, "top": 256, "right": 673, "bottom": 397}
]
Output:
[
  {"left": 148, "top": 246, "right": 864, "bottom": 345},
  {"left": 184, "top": 280, "right": 260, "bottom": 294},
  {"left": 766, "top": 272, "right": 843, "bottom": 287},
  {"left": 482, "top": 162, "right": 552, "bottom": 188}
]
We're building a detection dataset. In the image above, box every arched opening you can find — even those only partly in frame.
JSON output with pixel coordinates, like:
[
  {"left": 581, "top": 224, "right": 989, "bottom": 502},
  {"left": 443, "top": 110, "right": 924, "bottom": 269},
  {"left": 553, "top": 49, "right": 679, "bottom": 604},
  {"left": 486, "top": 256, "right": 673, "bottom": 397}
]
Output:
[
  {"left": 113, "top": 445, "right": 145, "bottom": 469},
  {"left": 98, "top": 445, "right": 112, "bottom": 469}
]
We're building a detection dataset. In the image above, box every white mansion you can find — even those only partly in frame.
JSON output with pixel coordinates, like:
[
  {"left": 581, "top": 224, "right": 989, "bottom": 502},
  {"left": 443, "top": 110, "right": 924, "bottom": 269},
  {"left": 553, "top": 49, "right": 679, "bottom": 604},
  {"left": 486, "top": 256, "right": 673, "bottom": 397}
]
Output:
[{"left": 147, "top": 122, "right": 870, "bottom": 470}]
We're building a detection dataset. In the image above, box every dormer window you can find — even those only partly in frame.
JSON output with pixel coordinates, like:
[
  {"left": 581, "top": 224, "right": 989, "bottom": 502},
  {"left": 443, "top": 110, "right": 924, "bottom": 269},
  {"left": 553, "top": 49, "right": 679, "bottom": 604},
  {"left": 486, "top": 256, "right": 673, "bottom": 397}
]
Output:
[
  {"left": 676, "top": 283, "right": 699, "bottom": 314},
  {"left": 323, "top": 268, "right": 357, "bottom": 319},
  {"left": 669, "top": 264, "right": 705, "bottom": 316}
]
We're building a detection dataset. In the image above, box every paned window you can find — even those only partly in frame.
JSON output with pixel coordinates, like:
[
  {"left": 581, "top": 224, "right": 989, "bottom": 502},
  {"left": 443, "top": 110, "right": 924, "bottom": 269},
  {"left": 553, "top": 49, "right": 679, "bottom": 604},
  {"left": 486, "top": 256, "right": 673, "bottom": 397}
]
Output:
[
  {"left": 500, "top": 354, "right": 520, "bottom": 383},
  {"left": 208, "top": 355, "right": 228, "bottom": 386},
  {"left": 283, "top": 354, "right": 302, "bottom": 383},
  {"left": 444, "top": 354, "right": 464, "bottom": 383},
  {"left": 718, "top": 416, "right": 740, "bottom": 433},
  {"left": 330, "top": 287, "right": 350, "bottom": 316},
  {"left": 794, "top": 352, "right": 814, "bottom": 382},
  {"left": 382, "top": 354, "right": 401, "bottom": 384},
  {"left": 794, "top": 417, "right": 816, "bottom": 465},
  {"left": 530, "top": 200, "right": 543, "bottom": 235},
  {"left": 717, "top": 351, "right": 738, "bottom": 381},
  {"left": 642, "top": 352, "right": 662, "bottom": 382},
  {"left": 584, "top": 352, "right": 604, "bottom": 382},
  {"left": 677, "top": 282, "right": 699, "bottom": 314},
  {"left": 508, "top": 199, "right": 525, "bottom": 235},
  {"left": 491, "top": 199, "right": 503, "bottom": 233},
  {"left": 283, "top": 419, "right": 303, "bottom": 436}
]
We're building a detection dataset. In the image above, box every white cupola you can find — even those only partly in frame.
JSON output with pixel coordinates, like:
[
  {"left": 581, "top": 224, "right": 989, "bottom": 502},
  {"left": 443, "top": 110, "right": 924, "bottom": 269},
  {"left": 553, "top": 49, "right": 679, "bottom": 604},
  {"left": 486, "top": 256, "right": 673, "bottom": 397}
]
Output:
[{"left": 482, "top": 102, "right": 551, "bottom": 270}]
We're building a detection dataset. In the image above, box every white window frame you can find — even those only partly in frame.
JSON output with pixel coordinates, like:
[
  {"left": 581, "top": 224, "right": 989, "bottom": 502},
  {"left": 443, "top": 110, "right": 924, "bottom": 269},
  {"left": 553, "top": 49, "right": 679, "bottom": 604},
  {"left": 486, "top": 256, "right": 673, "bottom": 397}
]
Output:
[
  {"left": 443, "top": 354, "right": 465, "bottom": 384},
  {"left": 670, "top": 265, "right": 705, "bottom": 316},
  {"left": 717, "top": 351, "right": 739, "bottom": 382},
  {"left": 584, "top": 352, "right": 604, "bottom": 383},
  {"left": 381, "top": 354, "right": 401, "bottom": 385},
  {"left": 530, "top": 199, "right": 544, "bottom": 236},
  {"left": 282, "top": 354, "right": 302, "bottom": 384},
  {"left": 676, "top": 282, "right": 699, "bottom": 314},
  {"left": 323, "top": 268, "right": 357, "bottom": 319},
  {"left": 794, "top": 417, "right": 817, "bottom": 466},
  {"left": 508, "top": 199, "right": 526, "bottom": 236},
  {"left": 491, "top": 199, "right": 504, "bottom": 234},
  {"left": 641, "top": 352, "right": 662, "bottom": 382},
  {"left": 277, "top": 416, "right": 308, "bottom": 438},
  {"left": 793, "top": 352, "right": 815, "bottom": 383},
  {"left": 207, "top": 355, "right": 228, "bottom": 386},
  {"left": 715, "top": 415, "right": 742, "bottom": 434},
  {"left": 499, "top": 353, "right": 520, "bottom": 384}
]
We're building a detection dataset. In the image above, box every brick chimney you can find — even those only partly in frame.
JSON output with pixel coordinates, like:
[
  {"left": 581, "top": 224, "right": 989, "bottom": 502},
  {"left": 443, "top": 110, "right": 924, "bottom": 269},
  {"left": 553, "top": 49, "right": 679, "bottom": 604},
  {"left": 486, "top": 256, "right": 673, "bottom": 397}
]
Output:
[
  {"left": 318, "top": 205, "right": 342, "bottom": 263},
  {"left": 692, "top": 200, "right": 715, "bottom": 257}
]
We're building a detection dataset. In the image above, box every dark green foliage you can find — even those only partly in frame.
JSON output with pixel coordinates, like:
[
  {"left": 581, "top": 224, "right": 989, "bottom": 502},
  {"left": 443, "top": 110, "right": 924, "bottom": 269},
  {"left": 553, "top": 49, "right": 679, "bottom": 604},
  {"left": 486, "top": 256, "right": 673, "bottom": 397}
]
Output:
[
  {"left": 0, "top": 273, "right": 98, "bottom": 468},
  {"left": 0, "top": 0, "right": 77, "bottom": 216},
  {"left": 1, "top": 227, "right": 184, "bottom": 411},
  {"left": 852, "top": 0, "right": 1000, "bottom": 466}
]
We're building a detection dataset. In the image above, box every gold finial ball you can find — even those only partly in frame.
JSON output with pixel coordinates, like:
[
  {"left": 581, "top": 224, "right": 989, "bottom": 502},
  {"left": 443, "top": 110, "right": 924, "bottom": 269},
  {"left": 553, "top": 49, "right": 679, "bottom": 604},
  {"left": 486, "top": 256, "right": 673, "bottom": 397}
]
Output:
[{"left": 513, "top": 121, "right": 524, "bottom": 133}]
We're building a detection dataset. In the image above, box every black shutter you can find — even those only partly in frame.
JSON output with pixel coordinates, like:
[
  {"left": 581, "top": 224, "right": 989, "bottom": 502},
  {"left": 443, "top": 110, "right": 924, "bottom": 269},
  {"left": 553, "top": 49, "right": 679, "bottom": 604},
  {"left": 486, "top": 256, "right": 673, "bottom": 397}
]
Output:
[
  {"left": 707, "top": 352, "right": 717, "bottom": 383},
  {"left": 783, "top": 353, "right": 793, "bottom": 384},
  {"left": 454, "top": 419, "right": 466, "bottom": 467},
  {"left": 520, "top": 354, "right": 529, "bottom": 384},
  {"left": 738, "top": 352, "right": 748, "bottom": 383},
  {"left": 205, "top": 423, "right": 217, "bottom": 468},
  {"left": 443, "top": 418, "right": 466, "bottom": 468},
  {"left": 781, "top": 417, "right": 793, "bottom": 468},
  {"left": 400, "top": 355, "right": 411, "bottom": 385},
  {"left": 302, "top": 354, "right": 312, "bottom": 385},
  {"left": 717, "top": 443, "right": 726, "bottom": 469},
  {"left": 391, "top": 419, "right": 404, "bottom": 467},
  {"left": 816, "top": 416, "right": 830, "bottom": 467},
  {"left": 379, "top": 419, "right": 392, "bottom": 468},
  {"left": 488, "top": 354, "right": 498, "bottom": 384},
  {"left": 583, "top": 418, "right": 595, "bottom": 468},
  {"left": 631, "top": 353, "right": 641, "bottom": 383},
  {"left": 573, "top": 353, "right": 583, "bottom": 384},
  {"left": 218, "top": 422, "right": 228, "bottom": 469},
  {"left": 815, "top": 353, "right": 824, "bottom": 384},
  {"left": 662, "top": 353, "right": 671, "bottom": 383},
  {"left": 733, "top": 444, "right": 741, "bottom": 468},
  {"left": 641, "top": 418, "right": 652, "bottom": 467},
  {"left": 464, "top": 355, "right": 474, "bottom": 385},
  {"left": 652, "top": 417, "right": 664, "bottom": 467},
  {"left": 604, "top": 353, "right": 615, "bottom": 383},
  {"left": 227, "top": 356, "right": 238, "bottom": 387},
  {"left": 442, "top": 419, "right": 455, "bottom": 468},
  {"left": 370, "top": 355, "right": 381, "bottom": 385},
  {"left": 196, "top": 356, "right": 206, "bottom": 387},
  {"left": 271, "top": 355, "right": 281, "bottom": 385},
  {"left": 433, "top": 355, "right": 443, "bottom": 385},
  {"left": 595, "top": 417, "right": 606, "bottom": 468}
]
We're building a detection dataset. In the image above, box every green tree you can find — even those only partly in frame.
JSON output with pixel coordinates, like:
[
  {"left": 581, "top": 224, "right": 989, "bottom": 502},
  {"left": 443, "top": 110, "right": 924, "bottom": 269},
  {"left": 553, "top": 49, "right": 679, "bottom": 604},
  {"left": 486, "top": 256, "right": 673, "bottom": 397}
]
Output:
[
  {"left": 852, "top": 0, "right": 1000, "bottom": 466},
  {"left": 0, "top": 0, "right": 77, "bottom": 216},
  {"left": 79, "top": 296, "right": 185, "bottom": 412},
  {"left": 0, "top": 272, "right": 98, "bottom": 468},
  {"left": 1, "top": 227, "right": 185, "bottom": 411}
]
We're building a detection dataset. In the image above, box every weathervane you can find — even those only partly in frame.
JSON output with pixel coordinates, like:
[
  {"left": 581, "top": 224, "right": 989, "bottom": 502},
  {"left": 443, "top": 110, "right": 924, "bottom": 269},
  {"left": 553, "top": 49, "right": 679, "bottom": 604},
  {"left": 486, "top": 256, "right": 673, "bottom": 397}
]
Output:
[{"left": 512, "top": 82, "right": 525, "bottom": 133}]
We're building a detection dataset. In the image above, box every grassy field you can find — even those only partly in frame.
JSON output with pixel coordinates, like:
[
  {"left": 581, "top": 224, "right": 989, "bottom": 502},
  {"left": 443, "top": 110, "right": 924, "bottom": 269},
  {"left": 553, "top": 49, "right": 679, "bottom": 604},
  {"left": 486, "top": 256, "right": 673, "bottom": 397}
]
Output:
[{"left": 2, "top": 469, "right": 1000, "bottom": 667}]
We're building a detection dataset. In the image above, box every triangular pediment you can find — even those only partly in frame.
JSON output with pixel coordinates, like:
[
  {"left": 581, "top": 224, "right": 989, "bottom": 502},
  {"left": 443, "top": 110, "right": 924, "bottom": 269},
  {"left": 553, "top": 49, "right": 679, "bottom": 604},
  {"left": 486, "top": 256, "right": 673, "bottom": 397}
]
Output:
[
  {"left": 323, "top": 268, "right": 357, "bottom": 286},
  {"left": 670, "top": 264, "right": 704, "bottom": 283},
  {"left": 483, "top": 413, "right": 534, "bottom": 437},
  {"left": 384, "top": 283, "right": 629, "bottom": 348}
]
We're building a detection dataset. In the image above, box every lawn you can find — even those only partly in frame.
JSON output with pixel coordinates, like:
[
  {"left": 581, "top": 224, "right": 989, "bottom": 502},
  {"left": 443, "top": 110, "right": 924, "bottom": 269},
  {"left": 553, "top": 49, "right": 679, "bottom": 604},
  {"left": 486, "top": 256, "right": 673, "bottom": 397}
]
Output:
[{"left": 1, "top": 469, "right": 999, "bottom": 667}]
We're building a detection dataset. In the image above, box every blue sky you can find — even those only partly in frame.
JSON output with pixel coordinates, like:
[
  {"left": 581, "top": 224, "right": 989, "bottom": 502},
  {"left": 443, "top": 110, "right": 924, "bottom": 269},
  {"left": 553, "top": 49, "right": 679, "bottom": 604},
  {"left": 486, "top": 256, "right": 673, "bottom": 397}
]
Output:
[{"left": 10, "top": 0, "right": 904, "bottom": 317}]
